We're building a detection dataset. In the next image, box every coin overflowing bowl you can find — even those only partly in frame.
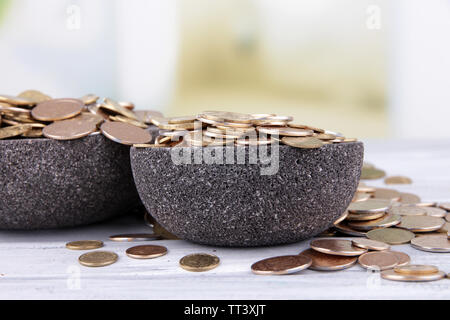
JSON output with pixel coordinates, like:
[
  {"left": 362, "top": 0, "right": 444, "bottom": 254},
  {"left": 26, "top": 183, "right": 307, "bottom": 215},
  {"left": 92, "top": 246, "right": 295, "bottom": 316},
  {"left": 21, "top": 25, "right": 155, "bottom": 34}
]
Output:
[
  {"left": 0, "top": 90, "right": 160, "bottom": 229},
  {"left": 131, "top": 111, "right": 363, "bottom": 247}
]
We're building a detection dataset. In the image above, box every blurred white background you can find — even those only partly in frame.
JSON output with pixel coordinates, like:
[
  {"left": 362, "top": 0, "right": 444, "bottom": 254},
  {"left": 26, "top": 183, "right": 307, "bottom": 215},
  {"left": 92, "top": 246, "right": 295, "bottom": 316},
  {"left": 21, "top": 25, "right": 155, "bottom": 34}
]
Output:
[{"left": 0, "top": 0, "right": 449, "bottom": 139}]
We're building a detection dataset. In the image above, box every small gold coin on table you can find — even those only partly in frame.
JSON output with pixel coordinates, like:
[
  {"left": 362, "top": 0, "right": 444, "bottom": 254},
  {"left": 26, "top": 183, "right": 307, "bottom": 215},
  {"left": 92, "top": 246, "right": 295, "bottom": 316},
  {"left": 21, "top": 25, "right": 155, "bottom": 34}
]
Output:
[
  {"left": 0, "top": 94, "right": 34, "bottom": 106},
  {"left": 281, "top": 136, "right": 324, "bottom": 149},
  {"left": 66, "top": 240, "right": 104, "bottom": 250},
  {"left": 361, "top": 167, "right": 386, "bottom": 180},
  {"left": 18, "top": 90, "right": 51, "bottom": 103},
  {"left": 0, "top": 124, "right": 33, "bottom": 139},
  {"left": 100, "top": 121, "right": 152, "bottom": 145},
  {"left": 334, "top": 223, "right": 367, "bottom": 237},
  {"left": 78, "top": 251, "right": 118, "bottom": 267},
  {"left": 384, "top": 176, "right": 412, "bottom": 185},
  {"left": 381, "top": 269, "right": 445, "bottom": 282},
  {"left": 410, "top": 234, "right": 450, "bottom": 253},
  {"left": 367, "top": 228, "right": 415, "bottom": 245},
  {"left": 251, "top": 255, "right": 312, "bottom": 275},
  {"left": 101, "top": 98, "right": 138, "bottom": 120},
  {"left": 388, "top": 251, "right": 410, "bottom": 266},
  {"left": 80, "top": 94, "right": 99, "bottom": 105},
  {"left": 373, "top": 188, "right": 401, "bottom": 202},
  {"left": 398, "top": 215, "right": 445, "bottom": 232},
  {"left": 351, "top": 192, "right": 372, "bottom": 203},
  {"left": 348, "top": 199, "right": 390, "bottom": 214},
  {"left": 399, "top": 193, "right": 421, "bottom": 204},
  {"left": 347, "top": 214, "right": 401, "bottom": 231},
  {"left": 346, "top": 210, "right": 386, "bottom": 221},
  {"left": 299, "top": 249, "right": 357, "bottom": 271},
  {"left": 358, "top": 251, "right": 399, "bottom": 271},
  {"left": 180, "top": 253, "right": 220, "bottom": 272},
  {"left": 389, "top": 206, "right": 427, "bottom": 216},
  {"left": 43, "top": 117, "right": 97, "bottom": 140},
  {"left": 352, "top": 238, "right": 390, "bottom": 251},
  {"left": 310, "top": 239, "right": 367, "bottom": 256},
  {"left": 126, "top": 245, "right": 168, "bottom": 259},
  {"left": 32, "top": 98, "right": 84, "bottom": 121},
  {"left": 109, "top": 233, "right": 160, "bottom": 242},
  {"left": 394, "top": 264, "right": 439, "bottom": 275}
]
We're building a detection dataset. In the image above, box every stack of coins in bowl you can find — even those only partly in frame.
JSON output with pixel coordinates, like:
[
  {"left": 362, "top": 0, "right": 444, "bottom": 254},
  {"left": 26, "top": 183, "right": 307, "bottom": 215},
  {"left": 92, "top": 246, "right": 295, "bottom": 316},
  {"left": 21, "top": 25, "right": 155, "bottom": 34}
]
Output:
[{"left": 0, "top": 90, "right": 162, "bottom": 145}]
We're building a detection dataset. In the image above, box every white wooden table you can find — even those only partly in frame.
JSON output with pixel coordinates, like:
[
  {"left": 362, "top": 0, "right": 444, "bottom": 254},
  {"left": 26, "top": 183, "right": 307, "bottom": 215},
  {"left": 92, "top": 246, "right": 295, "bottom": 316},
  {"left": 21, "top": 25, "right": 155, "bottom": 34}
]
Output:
[{"left": 1, "top": 139, "right": 449, "bottom": 300}]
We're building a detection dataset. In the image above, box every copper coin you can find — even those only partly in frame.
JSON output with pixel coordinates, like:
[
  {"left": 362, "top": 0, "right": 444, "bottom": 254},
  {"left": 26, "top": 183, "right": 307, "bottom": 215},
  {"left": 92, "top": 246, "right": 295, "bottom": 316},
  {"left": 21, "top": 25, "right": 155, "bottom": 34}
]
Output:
[
  {"left": 251, "top": 255, "right": 312, "bottom": 275},
  {"left": 400, "top": 193, "right": 421, "bottom": 204},
  {"left": 334, "top": 223, "right": 367, "bottom": 237},
  {"left": 299, "top": 249, "right": 357, "bottom": 271},
  {"left": 398, "top": 216, "right": 445, "bottom": 232},
  {"left": 394, "top": 264, "right": 439, "bottom": 275},
  {"left": 80, "top": 94, "right": 99, "bottom": 105},
  {"left": 43, "top": 118, "right": 97, "bottom": 140},
  {"left": 346, "top": 211, "right": 386, "bottom": 221},
  {"left": 410, "top": 234, "right": 450, "bottom": 252},
  {"left": 310, "top": 239, "right": 367, "bottom": 256},
  {"left": 373, "top": 188, "right": 401, "bottom": 202},
  {"left": 381, "top": 269, "right": 445, "bottom": 282},
  {"left": 126, "top": 245, "right": 168, "bottom": 259},
  {"left": 389, "top": 206, "right": 427, "bottom": 216},
  {"left": 66, "top": 240, "right": 104, "bottom": 250},
  {"left": 348, "top": 199, "right": 390, "bottom": 214},
  {"left": 333, "top": 211, "right": 349, "bottom": 225},
  {"left": 32, "top": 98, "right": 83, "bottom": 121},
  {"left": 388, "top": 251, "right": 410, "bottom": 266},
  {"left": 101, "top": 98, "right": 138, "bottom": 120},
  {"left": 367, "top": 228, "right": 415, "bottom": 245},
  {"left": 100, "top": 121, "right": 152, "bottom": 145},
  {"left": 109, "top": 233, "right": 160, "bottom": 242},
  {"left": 423, "top": 207, "right": 447, "bottom": 218},
  {"left": 352, "top": 238, "right": 390, "bottom": 251},
  {"left": 347, "top": 214, "right": 401, "bottom": 231},
  {"left": 358, "top": 251, "right": 399, "bottom": 271}
]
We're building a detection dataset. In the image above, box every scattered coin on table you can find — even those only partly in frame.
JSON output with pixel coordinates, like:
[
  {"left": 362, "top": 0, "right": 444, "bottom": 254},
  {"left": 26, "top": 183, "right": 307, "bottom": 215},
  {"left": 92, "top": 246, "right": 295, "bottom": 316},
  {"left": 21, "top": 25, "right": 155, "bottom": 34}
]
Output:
[
  {"left": 299, "top": 249, "right": 357, "bottom": 271},
  {"left": 180, "top": 253, "right": 220, "bottom": 272},
  {"left": 126, "top": 245, "right": 168, "bottom": 259},
  {"left": 358, "top": 251, "right": 399, "bottom": 271},
  {"left": 310, "top": 239, "right": 367, "bottom": 256},
  {"left": 367, "top": 228, "right": 415, "bottom": 245},
  {"left": 251, "top": 255, "right": 312, "bottom": 275},
  {"left": 351, "top": 238, "right": 390, "bottom": 251},
  {"left": 78, "top": 251, "right": 118, "bottom": 267},
  {"left": 66, "top": 240, "right": 104, "bottom": 250},
  {"left": 109, "top": 233, "right": 161, "bottom": 242}
]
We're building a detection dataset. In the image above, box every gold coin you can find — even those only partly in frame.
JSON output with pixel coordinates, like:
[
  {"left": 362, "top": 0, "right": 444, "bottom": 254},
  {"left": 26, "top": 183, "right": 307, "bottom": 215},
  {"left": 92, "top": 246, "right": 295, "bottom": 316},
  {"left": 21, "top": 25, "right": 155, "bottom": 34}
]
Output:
[
  {"left": 0, "top": 124, "right": 33, "bottom": 139},
  {"left": 109, "top": 233, "right": 160, "bottom": 242},
  {"left": 384, "top": 176, "right": 412, "bottom": 185},
  {"left": 373, "top": 188, "right": 401, "bottom": 202},
  {"left": 348, "top": 199, "right": 390, "bottom": 214},
  {"left": 310, "top": 239, "right": 367, "bottom": 256},
  {"left": 22, "top": 127, "right": 43, "bottom": 138},
  {"left": 18, "top": 90, "right": 51, "bottom": 104},
  {"left": 381, "top": 269, "right": 445, "bottom": 282},
  {"left": 388, "top": 251, "right": 410, "bottom": 267},
  {"left": 200, "top": 111, "right": 253, "bottom": 123},
  {"left": 347, "top": 214, "right": 401, "bottom": 231},
  {"left": 399, "top": 193, "right": 421, "bottom": 204},
  {"left": 333, "top": 211, "right": 349, "bottom": 225},
  {"left": 346, "top": 211, "right": 386, "bottom": 221},
  {"left": 351, "top": 192, "right": 372, "bottom": 203},
  {"left": 100, "top": 98, "right": 138, "bottom": 120},
  {"left": 281, "top": 136, "right": 324, "bottom": 149},
  {"left": 109, "top": 115, "right": 148, "bottom": 129},
  {"left": 299, "top": 249, "right": 357, "bottom": 271},
  {"left": 410, "top": 234, "right": 450, "bottom": 252},
  {"left": 394, "top": 264, "right": 439, "bottom": 275},
  {"left": 78, "top": 251, "right": 118, "bottom": 267},
  {"left": 80, "top": 94, "right": 99, "bottom": 105},
  {"left": 352, "top": 238, "right": 390, "bottom": 251},
  {"left": 126, "top": 245, "right": 168, "bottom": 259},
  {"left": 153, "top": 221, "right": 180, "bottom": 240},
  {"left": 289, "top": 123, "right": 324, "bottom": 133},
  {"left": 361, "top": 167, "right": 386, "bottom": 180},
  {"left": 334, "top": 223, "right": 367, "bottom": 237},
  {"left": 100, "top": 121, "right": 152, "bottom": 145},
  {"left": 367, "top": 228, "right": 415, "bottom": 245},
  {"left": 43, "top": 118, "right": 97, "bottom": 140},
  {"left": 389, "top": 206, "right": 427, "bottom": 216},
  {"left": 315, "top": 133, "right": 336, "bottom": 140},
  {"left": 180, "top": 253, "right": 220, "bottom": 272},
  {"left": 168, "top": 116, "right": 196, "bottom": 124},
  {"left": 0, "top": 103, "right": 33, "bottom": 120},
  {"left": 251, "top": 255, "right": 312, "bottom": 275},
  {"left": 398, "top": 215, "right": 445, "bottom": 232},
  {"left": 87, "top": 103, "right": 109, "bottom": 120},
  {"left": 358, "top": 251, "right": 399, "bottom": 271},
  {"left": 439, "top": 203, "right": 450, "bottom": 211},
  {"left": 0, "top": 94, "right": 34, "bottom": 106},
  {"left": 252, "top": 115, "right": 293, "bottom": 126},
  {"left": 32, "top": 98, "right": 84, "bottom": 121},
  {"left": 256, "top": 126, "right": 313, "bottom": 137},
  {"left": 66, "top": 240, "right": 104, "bottom": 250},
  {"left": 423, "top": 207, "right": 447, "bottom": 218}
]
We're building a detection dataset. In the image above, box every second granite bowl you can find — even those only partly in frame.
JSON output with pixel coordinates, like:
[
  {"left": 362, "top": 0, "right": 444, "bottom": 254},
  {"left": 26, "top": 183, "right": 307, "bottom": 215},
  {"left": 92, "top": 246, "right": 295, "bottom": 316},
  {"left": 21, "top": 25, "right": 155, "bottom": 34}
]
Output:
[
  {"left": 0, "top": 126, "right": 158, "bottom": 230},
  {"left": 131, "top": 142, "right": 364, "bottom": 247}
]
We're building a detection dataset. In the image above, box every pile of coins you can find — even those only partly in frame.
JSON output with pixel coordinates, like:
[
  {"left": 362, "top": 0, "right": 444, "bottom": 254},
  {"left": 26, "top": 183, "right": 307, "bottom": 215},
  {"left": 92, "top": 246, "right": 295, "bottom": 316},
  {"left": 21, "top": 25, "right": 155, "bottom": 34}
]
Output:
[
  {"left": 0, "top": 90, "right": 163, "bottom": 145},
  {"left": 140, "top": 111, "right": 357, "bottom": 149}
]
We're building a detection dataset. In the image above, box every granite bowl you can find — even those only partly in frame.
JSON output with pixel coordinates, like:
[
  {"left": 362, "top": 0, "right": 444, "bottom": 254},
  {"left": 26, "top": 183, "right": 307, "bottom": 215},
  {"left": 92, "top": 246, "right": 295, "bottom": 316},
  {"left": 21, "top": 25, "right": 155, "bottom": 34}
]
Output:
[
  {"left": 131, "top": 142, "right": 364, "bottom": 247},
  {"left": 0, "top": 126, "right": 158, "bottom": 230}
]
